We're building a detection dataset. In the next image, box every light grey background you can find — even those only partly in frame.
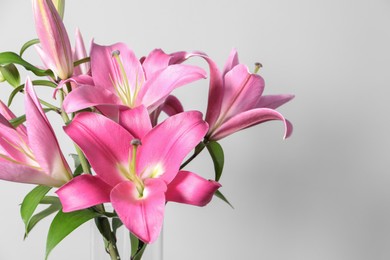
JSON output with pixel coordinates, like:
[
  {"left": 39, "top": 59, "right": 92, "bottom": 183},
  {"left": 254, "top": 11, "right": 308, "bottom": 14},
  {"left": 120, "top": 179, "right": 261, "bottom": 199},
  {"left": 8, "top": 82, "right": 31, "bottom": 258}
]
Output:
[{"left": 1, "top": 0, "right": 390, "bottom": 259}]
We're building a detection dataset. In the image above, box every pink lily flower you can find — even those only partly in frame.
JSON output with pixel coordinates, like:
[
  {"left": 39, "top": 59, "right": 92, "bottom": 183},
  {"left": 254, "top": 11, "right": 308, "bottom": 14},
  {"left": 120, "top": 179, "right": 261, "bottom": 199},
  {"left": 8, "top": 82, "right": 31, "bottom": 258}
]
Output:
[
  {"left": 175, "top": 49, "right": 294, "bottom": 141},
  {"left": 33, "top": 0, "right": 73, "bottom": 80},
  {"left": 0, "top": 78, "right": 72, "bottom": 186},
  {"left": 62, "top": 43, "right": 206, "bottom": 117},
  {"left": 57, "top": 106, "right": 220, "bottom": 243}
]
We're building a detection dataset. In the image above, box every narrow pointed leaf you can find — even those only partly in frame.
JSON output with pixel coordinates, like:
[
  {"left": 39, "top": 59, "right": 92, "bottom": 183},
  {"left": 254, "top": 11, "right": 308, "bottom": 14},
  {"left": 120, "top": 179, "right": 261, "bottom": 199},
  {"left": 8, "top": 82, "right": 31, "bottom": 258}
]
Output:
[
  {"left": 0, "top": 64, "right": 20, "bottom": 87},
  {"left": 130, "top": 232, "right": 140, "bottom": 257},
  {"left": 45, "top": 209, "right": 100, "bottom": 260},
  {"left": 8, "top": 84, "right": 24, "bottom": 107},
  {"left": 112, "top": 218, "right": 123, "bottom": 234},
  {"left": 0, "top": 52, "right": 54, "bottom": 78},
  {"left": 130, "top": 233, "right": 146, "bottom": 260},
  {"left": 69, "top": 154, "right": 81, "bottom": 168},
  {"left": 8, "top": 80, "right": 57, "bottom": 107},
  {"left": 40, "top": 196, "right": 61, "bottom": 205},
  {"left": 206, "top": 141, "right": 224, "bottom": 181},
  {"left": 25, "top": 203, "right": 62, "bottom": 238},
  {"left": 20, "top": 185, "right": 52, "bottom": 230},
  {"left": 20, "top": 38, "right": 40, "bottom": 57},
  {"left": 214, "top": 190, "right": 234, "bottom": 209}
]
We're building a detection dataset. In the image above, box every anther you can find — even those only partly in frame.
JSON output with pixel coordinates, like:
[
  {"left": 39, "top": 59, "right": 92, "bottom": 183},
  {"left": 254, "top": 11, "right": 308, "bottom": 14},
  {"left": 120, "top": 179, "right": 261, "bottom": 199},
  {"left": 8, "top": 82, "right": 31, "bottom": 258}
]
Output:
[
  {"left": 254, "top": 62, "right": 263, "bottom": 74},
  {"left": 112, "top": 50, "right": 120, "bottom": 57},
  {"left": 131, "top": 139, "right": 142, "bottom": 146}
]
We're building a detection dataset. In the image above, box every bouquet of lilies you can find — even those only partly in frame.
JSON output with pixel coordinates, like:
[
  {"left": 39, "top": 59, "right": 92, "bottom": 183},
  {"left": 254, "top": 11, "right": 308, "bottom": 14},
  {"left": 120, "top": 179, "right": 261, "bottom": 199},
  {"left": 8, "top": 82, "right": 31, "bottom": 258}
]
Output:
[{"left": 0, "top": 0, "right": 293, "bottom": 259}]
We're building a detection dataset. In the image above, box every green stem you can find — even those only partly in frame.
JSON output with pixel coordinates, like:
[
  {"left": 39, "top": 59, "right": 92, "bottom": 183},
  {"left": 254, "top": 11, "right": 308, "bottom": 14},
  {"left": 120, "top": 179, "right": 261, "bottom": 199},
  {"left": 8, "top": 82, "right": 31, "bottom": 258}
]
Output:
[
  {"left": 180, "top": 142, "right": 206, "bottom": 169},
  {"left": 75, "top": 144, "right": 91, "bottom": 174},
  {"left": 38, "top": 98, "right": 60, "bottom": 112},
  {"left": 95, "top": 217, "right": 121, "bottom": 260}
]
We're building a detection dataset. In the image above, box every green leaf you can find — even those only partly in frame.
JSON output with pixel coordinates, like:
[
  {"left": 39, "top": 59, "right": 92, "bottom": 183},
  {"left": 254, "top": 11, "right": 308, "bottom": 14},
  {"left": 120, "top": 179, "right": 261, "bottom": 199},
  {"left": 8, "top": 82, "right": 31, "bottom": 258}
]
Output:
[
  {"left": 112, "top": 217, "right": 123, "bottom": 234},
  {"left": 31, "top": 79, "right": 57, "bottom": 88},
  {"left": 8, "top": 80, "right": 58, "bottom": 107},
  {"left": 20, "top": 38, "right": 40, "bottom": 57},
  {"left": 46, "top": 209, "right": 100, "bottom": 260},
  {"left": 25, "top": 204, "right": 62, "bottom": 239},
  {"left": 214, "top": 190, "right": 234, "bottom": 209},
  {"left": 130, "top": 232, "right": 146, "bottom": 260},
  {"left": 20, "top": 186, "right": 52, "bottom": 232},
  {"left": 7, "top": 84, "right": 24, "bottom": 107},
  {"left": 206, "top": 141, "right": 224, "bottom": 181},
  {"left": 0, "top": 64, "right": 20, "bottom": 87},
  {"left": 40, "top": 196, "right": 61, "bottom": 205},
  {"left": 0, "top": 51, "right": 54, "bottom": 78}
]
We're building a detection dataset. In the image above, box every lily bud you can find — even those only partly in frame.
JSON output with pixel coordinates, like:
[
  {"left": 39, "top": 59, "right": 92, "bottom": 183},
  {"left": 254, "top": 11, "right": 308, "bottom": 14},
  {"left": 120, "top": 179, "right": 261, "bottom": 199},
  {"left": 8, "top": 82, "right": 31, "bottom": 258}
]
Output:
[
  {"left": 32, "top": 0, "right": 73, "bottom": 79},
  {"left": 51, "top": 0, "right": 65, "bottom": 19}
]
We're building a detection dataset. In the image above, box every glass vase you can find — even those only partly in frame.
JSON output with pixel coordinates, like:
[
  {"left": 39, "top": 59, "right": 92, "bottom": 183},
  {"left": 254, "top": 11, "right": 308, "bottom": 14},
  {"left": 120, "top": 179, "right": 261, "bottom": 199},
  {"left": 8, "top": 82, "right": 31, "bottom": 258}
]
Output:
[{"left": 90, "top": 220, "right": 163, "bottom": 260}]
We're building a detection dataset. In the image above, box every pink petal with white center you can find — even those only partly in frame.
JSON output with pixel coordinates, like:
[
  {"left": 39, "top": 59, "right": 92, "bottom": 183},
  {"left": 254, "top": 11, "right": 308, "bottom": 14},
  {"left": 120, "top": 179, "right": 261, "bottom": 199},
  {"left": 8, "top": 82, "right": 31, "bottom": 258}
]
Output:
[
  {"left": 138, "top": 111, "right": 208, "bottom": 183},
  {"left": 218, "top": 64, "right": 264, "bottom": 123},
  {"left": 57, "top": 174, "right": 112, "bottom": 212},
  {"left": 256, "top": 94, "right": 295, "bottom": 109},
  {"left": 210, "top": 108, "right": 293, "bottom": 141},
  {"left": 90, "top": 42, "right": 145, "bottom": 93},
  {"left": 25, "top": 78, "right": 71, "bottom": 184},
  {"left": 142, "top": 49, "right": 171, "bottom": 79},
  {"left": 111, "top": 179, "right": 167, "bottom": 243},
  {"left": 62, "top": 85, "right": 122, "bottom": 113},
  {"left": 119, "top": 106, "right": 152, "bottom": 139},
  {"left": 136, "top": 64, "right": 206, "bottom": 112},
  {"left": 166, "top": 171, "right": 221, "bottom": 206},
  {"left": 64, "top": 112, "right": 132, "bottom": 186}
]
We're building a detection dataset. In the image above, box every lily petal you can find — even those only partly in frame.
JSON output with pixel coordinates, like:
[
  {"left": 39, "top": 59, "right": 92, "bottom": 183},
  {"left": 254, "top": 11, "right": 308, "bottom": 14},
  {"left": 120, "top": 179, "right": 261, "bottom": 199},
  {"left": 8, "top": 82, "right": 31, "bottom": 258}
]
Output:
[
  {"left": 138, "top": 111, "right": 208, "bottom": 183},
  {"left": 166, "top": 171, "right": 221, "bottom": 206},
  {"left": 166, "top": 51, "right": 224, "bottom": 128},
  {"left": 73, "top": 28, "right": 90, "bottom": 76},
  {"left": 161, "top": 95, "right": 184, "bottom": 116},
  {"left": 142, "top": 49, "right": 171, "bottom": 79},
  {"left": 256, "top": 94, "right": 295, "bottom": 109},
  {"left": 222, "top": 48, "right": 239, "bottom": 77},
  {"left": 136, "top": 64, "right": 206, "bottom": 112},
  {"left": 210, "top": 108, "right": 293, "bottom": 140},
  {"left": 119, "top": 106, "right": 152, "bottom": 140},
  {"left": 63, "top": 85, "right": 122, "bottom": 113},
  {"left": 0, "top": 123, "right": 31, "bottom": 164},
  {"left": 219, "top": 64, "right": 264, "bottom": 123},
  {"left": 64, "top": 112, "right": 133, "bottom": 186},
  {"left": 90, "top": 42, "right": 145, "bottom": 93},
  {"left": 57, "top": 174, "right": 112, "bottom": 212},
  {"left": 0, "top": 100, "right": 27, "bottom": 135},
  {"left": 25, "top": 77, "right": 71, "bottom": 184},
  {"left": 150, "top": 95, "right": 184, "bottom": 126},
  {"left": 111, "top": 178, "right": 167, "bottom": 243},
  {"left": 0, "top": 160, "right": 64, "bottom": 186}
]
